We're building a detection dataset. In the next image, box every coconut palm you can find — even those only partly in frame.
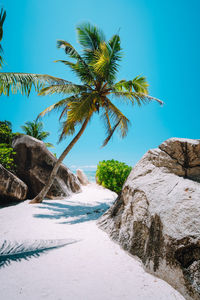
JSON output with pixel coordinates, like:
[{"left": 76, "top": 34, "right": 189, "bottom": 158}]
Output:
[
  {"left": 0, "top": 16, "right": 162, "bottom": 203},
  {"left": 21, "top": 120, "right": 54, "bottom": 148},
  {"left": 28, "top": 23, "right": 163, "bottom": 203}
]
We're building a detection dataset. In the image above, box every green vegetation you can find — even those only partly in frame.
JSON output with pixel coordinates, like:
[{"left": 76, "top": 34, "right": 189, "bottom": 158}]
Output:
[
  {"left": 0, "top": 121, "right": 13, "bottom": 144},
  {"left": 21, "top": 120, "right": 54, "bottom": 148},
  {"left": 0, "top": 146, "right": 16, "bottom": 171},
  {"left": 96, "top": 160, "right": 132, "bottom": 194},
  {"left": 0, "top": 121, "right": 16, "bottom": 172}
]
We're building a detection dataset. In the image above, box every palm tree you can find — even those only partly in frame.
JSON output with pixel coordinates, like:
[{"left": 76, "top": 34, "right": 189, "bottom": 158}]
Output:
[
  {"left": 0, "top": 17, "right": 162, "bottom": 203},
  {"left": 28, "top": 23, "right": 163, "bottom": 203},
  {"left": 21, "top": 120, "right": 54, "bottom": 148}
]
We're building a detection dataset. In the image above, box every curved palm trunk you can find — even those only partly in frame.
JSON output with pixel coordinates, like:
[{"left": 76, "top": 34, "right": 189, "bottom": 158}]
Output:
[{"left": 29, "top": 117, "right": 90, "bottom": 204}]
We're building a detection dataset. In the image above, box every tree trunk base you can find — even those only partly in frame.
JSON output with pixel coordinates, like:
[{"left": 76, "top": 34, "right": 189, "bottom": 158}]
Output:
[{"left": 29, "top": 197, "right": 43, "bottom": 204}]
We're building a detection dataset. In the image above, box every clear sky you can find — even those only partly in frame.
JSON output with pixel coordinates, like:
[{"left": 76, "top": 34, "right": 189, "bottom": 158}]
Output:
[{"left": 1, "top": 0, "right": 200, "bottom": 170}]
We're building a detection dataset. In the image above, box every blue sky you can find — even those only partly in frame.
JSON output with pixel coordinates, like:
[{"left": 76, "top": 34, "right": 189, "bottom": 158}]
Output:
[{"left": 1, "top": 0, "right": 200, "bottom": 170}]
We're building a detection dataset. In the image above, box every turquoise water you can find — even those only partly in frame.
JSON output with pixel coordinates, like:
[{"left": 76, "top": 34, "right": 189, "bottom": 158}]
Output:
[
  {"left": 82, "top": 170, "right": 96, "bottom": 182},
  {"left": 72, "top": 169, "right": 96, "bottom": 182}
]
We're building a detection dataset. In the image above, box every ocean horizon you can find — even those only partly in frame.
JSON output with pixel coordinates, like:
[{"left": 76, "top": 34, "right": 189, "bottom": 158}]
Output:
[{"left": 71, "top": 168, "right": 96, "bottom": 183}]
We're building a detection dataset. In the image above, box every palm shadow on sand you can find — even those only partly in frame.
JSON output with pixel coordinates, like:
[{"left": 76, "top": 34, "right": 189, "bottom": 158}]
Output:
[
  {"left": 33, "top": 201, "right": 110, "bottom": 224},
  {"left": 0, "top": 239, "right": 78, "bottom": 269}
]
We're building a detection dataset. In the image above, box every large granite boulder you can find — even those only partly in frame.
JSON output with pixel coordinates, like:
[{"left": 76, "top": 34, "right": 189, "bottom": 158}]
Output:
[
  {"left": 12, "top": 135, "right": 81, "bottom": 199},
  {"left": 0, "top": 164, "right": 28, "bottom": 202},
  {"left": 98, "top": 138, "right": 200, "bottom": 300},
  {"left": 76, "top": 169, "right": 89, "bottom": 185}
]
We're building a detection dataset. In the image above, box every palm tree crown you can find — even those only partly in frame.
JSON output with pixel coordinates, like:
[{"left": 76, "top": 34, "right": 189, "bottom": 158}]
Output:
[
  {"left": 38, "top": 23, "right": 163, "bottom": 146},
  {"left": 21, "top": 120, "right": 54, "bottom": 148}
]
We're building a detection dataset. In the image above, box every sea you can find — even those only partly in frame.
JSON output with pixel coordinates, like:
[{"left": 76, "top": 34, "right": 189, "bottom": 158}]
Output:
[
  {"left": 73, "top": 169, "right": 96, "bottom": 183},
  {"left": 85, "top": 170, "right": 96, "bottom": 182}
]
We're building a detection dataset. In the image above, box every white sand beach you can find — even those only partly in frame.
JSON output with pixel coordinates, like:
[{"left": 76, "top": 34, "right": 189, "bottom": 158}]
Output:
[{"left": 0, "top": 184, "right": 184, "bottom": 300}]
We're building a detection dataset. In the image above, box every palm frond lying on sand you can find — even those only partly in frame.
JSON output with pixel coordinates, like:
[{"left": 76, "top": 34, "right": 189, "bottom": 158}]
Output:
[{"left": 0, "top": 239, "right": 77, "bottom": 268}]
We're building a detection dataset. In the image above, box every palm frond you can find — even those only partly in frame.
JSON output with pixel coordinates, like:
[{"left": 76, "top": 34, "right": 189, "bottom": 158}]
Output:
[
  {"left": 102, "top": 120, "right": 120, "bottom": 147},
  {"left": 92, "top": 42, "right": 110, "bottom": 75},
  {"left": 59, "top": 95, "right": 94, "bottom": 141},
  {"left": 91, "top": 38, "right": 121, "bottom": 83},
  {"left": 100, "top": 99, "right": 130, "bottom": 147},
  {"left": 21, "top": 120, "right": 53, "bottom": 144},
  {"left": 57, "top": 41, "right": 95, "bottom": 84},
  {"left": 55, "top": 60, "right": 94, "bottom": 85},
  {"left": 54, "top": 59, "right": 75, "bottom": 67},
  {"left": 103, "top": 108, "right": 112, "bottom": 134},
  {"left": 77, "top": 22, "right": 105, "bottom": 51},
  {"left": 59, "top": 120, "right": 76, "bottom": 140},
  {"left": 37, "top": 130, "right": 49, "bottom": 140},
  {"left": 0, "top": 8, "right": 6, "bottom": 28},
  {"left": 59, "top": 105, "right": 68, "bottom": 121},
  {"left": 0, "top": 239, "right": 77, "bottom": 268},
  {"left": 0, "top": 73, "right": 69, "bottom": 96},
  {"left": 57, "top": 40, "right": 82, "bottom": 60},
  {"left": 132, "top": 75, "right": 149, "bottom": 94},
  {"left": 142, "top": 94, "right": 164, "bottom": 105},
  {"left": 66, "top": 94, "right": 94, "bottom": 123},
  {"left": 107, "top": 34, "right": 122, "bottom": 82},
  {"left": 101, "top": 107, "right": 121, "bottom": 147},
  {"left": 106, "top": 99, "right": 130, "bottom": 137},
  {"left": 45, "top": 142, "right": 54, "bottom": 148},
  {"left": 114, "top": 76, "right": 148, "bottom": 94},
  {"left": 38, "top": 83, "right": 86, "bottom": 96},
  {"left": 111, "top": 85, "right": 163, "bottom": 106},
  {"left": 37, "top": 95, "right": 79, "bottom": 119},
  {"left": 108, "top": 34, "right": 121, "bottom": 53}
]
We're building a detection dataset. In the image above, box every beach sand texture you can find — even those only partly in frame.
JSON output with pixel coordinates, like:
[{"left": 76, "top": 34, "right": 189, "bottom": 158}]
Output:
[{"left": 0, "top": 184, "right": 184, "bottom": 300}]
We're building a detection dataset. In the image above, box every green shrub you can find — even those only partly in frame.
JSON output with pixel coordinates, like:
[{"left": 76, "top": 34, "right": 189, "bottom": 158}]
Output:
[
  {"left": 0, "top": 121, "right": 13, "bottom": 144},
  {"left": 0, "top": 121, "right": 16, "bottom": 172},
  {"left": 96, "top": 159, "right": 132, "bottom": 194},
  {"left": 0, "top": 143, "right": 16, "bottom": 171}
]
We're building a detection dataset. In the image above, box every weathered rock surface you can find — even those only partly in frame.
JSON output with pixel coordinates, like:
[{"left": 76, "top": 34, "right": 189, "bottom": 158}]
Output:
[
  {"left": 12, "top": 135, "right": 81, "bottom": 199},
  {"left": 98, "top": 138, "right": 200, "bottom": 300},
  {"left": 76, "top": 169, "right": 89, "bottom": 185},
  {"left": 0, "top": 164, "right": 28, "bottom": 202}
]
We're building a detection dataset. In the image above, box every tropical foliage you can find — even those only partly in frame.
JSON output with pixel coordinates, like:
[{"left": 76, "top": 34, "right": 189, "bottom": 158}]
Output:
[
  {"left": 21, "top": 120, "right": 54, "bottom": 148},
  {"left": 96, "top": 159, "right": 132, "bottom": 194},
  {"left": 0, "top": 120, "right": 13, "bottom": 144},
  {"left": 0, "top": 121, "right": 16, "bottom": 171}
]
